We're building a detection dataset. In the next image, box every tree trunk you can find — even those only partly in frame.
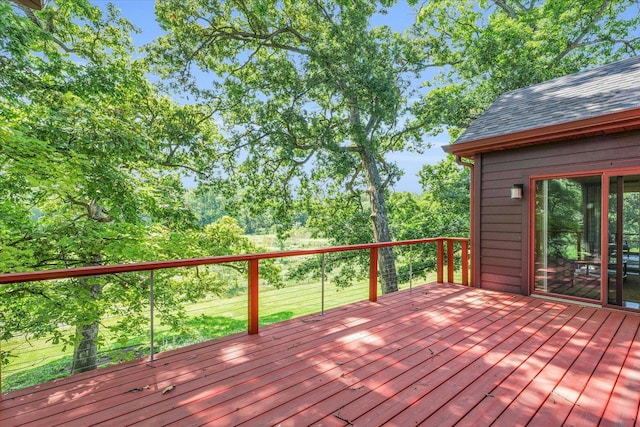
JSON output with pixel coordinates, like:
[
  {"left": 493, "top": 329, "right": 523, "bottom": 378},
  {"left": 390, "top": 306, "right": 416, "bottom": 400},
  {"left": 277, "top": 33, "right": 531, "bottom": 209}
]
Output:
[
  {"left": 71, "top": 321, "right": 99, "bottom": 374},
  {"left": 359, "top": 148, "right": 398, "bottom": 293},
  {"left": 71, "top": 255, "right": 103, "bottom": 375}
]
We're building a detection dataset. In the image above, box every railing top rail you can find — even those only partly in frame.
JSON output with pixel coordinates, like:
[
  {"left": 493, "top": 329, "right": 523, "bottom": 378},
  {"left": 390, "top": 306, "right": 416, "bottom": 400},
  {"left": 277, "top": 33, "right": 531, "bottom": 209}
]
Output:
[{"left": 0, "top": 237, "right": 469, "bottom": 285}]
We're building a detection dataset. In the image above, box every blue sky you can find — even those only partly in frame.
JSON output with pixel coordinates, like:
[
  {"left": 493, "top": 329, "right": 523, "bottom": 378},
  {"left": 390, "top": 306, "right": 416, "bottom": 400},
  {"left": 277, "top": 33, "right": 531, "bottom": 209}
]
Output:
[{"left": 99, "top": 0, "right": 450, "bottom": 193}]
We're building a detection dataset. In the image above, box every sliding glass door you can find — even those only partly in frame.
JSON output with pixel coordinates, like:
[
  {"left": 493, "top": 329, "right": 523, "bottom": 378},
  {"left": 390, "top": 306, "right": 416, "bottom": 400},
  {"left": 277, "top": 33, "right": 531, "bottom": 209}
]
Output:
[
  {"left": 533, "top": 172, "right": 640, "bottom": 309},
  {"left": 607, "top": 175, "right": 640, "bottom": 309},
  {"left": 533, "top": 176, "right": 602, "bottom": 301}
]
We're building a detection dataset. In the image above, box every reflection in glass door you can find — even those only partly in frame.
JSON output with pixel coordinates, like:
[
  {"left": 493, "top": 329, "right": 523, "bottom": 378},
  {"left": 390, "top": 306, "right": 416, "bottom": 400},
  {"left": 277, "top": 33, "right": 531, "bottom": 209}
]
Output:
[
  {"left": 534, "top": 176, "right": 601, "bottom": 301},
  {"left": 608, "top": 175, "right": 640, "bottom": 309}
]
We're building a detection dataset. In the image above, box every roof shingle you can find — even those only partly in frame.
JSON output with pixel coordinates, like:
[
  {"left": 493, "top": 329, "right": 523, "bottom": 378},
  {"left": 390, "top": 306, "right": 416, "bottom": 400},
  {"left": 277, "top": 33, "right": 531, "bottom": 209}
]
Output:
[{"left": 456, "top": 56, "right": 640, "bottom": 143}]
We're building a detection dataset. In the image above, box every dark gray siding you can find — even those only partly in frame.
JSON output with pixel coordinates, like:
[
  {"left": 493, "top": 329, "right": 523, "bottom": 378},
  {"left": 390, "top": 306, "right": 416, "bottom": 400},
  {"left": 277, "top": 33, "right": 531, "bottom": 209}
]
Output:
[{"left": 478, "top": 129, "right": 640, "bottom": 295}]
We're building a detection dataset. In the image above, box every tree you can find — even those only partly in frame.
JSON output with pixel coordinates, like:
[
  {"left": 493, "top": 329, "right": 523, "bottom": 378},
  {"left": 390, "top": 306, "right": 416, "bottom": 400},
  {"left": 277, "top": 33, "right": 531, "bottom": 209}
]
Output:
[
  {"left": 148, "top": 0, "right": 439, "bottom": 294},
  {"left": 386, "top": 157, "right": 470, "bottom": 280},
  {"left": 0, "top": 0, "right": 276, "bottom": 375},
  {"left": 184, "top": 188, "right": 229, "bottom": 226},
  {"left": 414, "top": 0, "right": 640, "bottom": 135},
  {"left": 418, "top": 156, "right": 470, "bottom": 235}
]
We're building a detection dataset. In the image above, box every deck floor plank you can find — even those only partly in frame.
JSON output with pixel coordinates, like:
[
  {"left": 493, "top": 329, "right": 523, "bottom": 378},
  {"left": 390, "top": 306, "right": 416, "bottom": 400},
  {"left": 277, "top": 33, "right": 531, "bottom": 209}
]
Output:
[
  {"left": 309, "top": 294, "right": 543, "bottom": 426},
  {"left": 453, "top": 305, "right": 599, "bottom": 427},
  {"left": 31, "top": 286, "right": 465, "bottom": 427},
  {"left": 562, "top": 313, "right": 640, "bottom": 426},
  {"left": 600, "top": 317, "right": 640, "bottom": 426},
  {"left": 106, "top": 287, "right": 473, "bottom": 426},
  {"left": 418, "top": 303, "right": 583, "bottom": 427},
  {"left": 9, "top": 287, "right": 456, "bottom": 426},
  {"left": 230, "top": 292, "right": 526, "bottom": 427},
  {"left": 172, "top": 288, "right": 498, "bottom": 426},
  {"left": 383, "top": 300, "right": 570, "bottom": 427},
  {"left": 492, "top": 308, "right": 616, "bottom": 426},
  {"left": 532, "top": 310, "right": 628, "bottom": 425},
  {"left": 2, "top": 283, "right": 640, "bottom": 427},
  {"left": 86, "top": 286, "right": 468, "bottom": 425},
  {"left": 348, "top": 297, "right": 551, "bottom": 426},
  {"left": 280, "top": 292, "right": 527, "bottom": 427}
]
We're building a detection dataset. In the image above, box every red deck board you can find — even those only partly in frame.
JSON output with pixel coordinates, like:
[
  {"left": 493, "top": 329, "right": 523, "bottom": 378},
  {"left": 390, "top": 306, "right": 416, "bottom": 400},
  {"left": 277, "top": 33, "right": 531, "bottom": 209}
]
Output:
[
  {"left": 165, "top": 292, "right": 484, "bottom": 425},
  {"left": 418, "top": 303, "right": 583, "bottom": 427},
  {"left": 20, "top": 286, "right": 464, "bottom": 427},
  {"left": 84, "top": 287, "right": 467, "bottom": 426},
  {"left": 601, "top": 317, "right": 640, "bottom": 426},
  {"left": 348, "top": 298, "right": 553, "bottom": 426},
  {"left": 454, "top": 305, "right": 600, "bottom": 426},
  {"left": 388, "top": 300, "right": 570, "bottom": 426},
  {"left": 158, "top": 287, "right": 488, "bottom": 426},
  {"left": 309, "top": 294, "right": 542, "bottom": 426},
  {"left": 508, "top": 310, "right": 625, "bottom": 426},
  {"left": 280, "top": 292, "right": 527, "bottom": 426},
  {"left": 16, "top": 288, "right": 456, "bottom": 426},
  {"left": 492, "top": 308, "right": 612, "bottom": 426},
  {"left": 104, "top": 287, "right": 470, "bottom": 426},
  {"left": 562, "top": 313, "right": 640, "bottom": 426},
  {"left": 2, "top": 283, "right": 640, "bottom": 427},
  {"left": 227, "top": 292, "right": 524, "bottom": 427}
]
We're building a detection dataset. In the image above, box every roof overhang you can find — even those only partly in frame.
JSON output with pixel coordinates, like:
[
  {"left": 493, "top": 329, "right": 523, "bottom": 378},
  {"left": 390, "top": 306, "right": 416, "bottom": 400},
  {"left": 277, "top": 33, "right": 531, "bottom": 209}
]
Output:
[
  {"left": 12, "top": 0, "right": 44, "bottom": 10},
  {"left": 443, "top": 107, "right": 640, "bottom": 158}
]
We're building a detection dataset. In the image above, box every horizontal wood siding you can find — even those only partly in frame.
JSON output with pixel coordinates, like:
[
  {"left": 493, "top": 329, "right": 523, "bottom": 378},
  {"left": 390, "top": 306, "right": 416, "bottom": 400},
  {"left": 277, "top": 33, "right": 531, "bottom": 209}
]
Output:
[
  {"left": 479, "top": 129, "right": 640, "bottom": 295},
  {"left": 480, "top": 248, "right": 521, "bottom": 260}
]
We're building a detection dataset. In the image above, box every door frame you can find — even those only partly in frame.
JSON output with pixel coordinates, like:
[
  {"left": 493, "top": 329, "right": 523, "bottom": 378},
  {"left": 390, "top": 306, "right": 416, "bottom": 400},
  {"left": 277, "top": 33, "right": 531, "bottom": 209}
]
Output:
[
  {"left": 602, "top": 168, "right": 640, "bottom": 310},
  {"left": 529, "top": 166, "right": 640, "bottom": 311}
]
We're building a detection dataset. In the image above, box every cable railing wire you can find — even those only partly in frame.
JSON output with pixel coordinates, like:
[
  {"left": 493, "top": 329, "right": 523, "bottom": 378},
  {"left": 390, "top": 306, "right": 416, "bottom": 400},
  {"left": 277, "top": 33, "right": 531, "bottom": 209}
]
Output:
[{"left": 0, "top": 237, "right": 469, "bottom": 393}]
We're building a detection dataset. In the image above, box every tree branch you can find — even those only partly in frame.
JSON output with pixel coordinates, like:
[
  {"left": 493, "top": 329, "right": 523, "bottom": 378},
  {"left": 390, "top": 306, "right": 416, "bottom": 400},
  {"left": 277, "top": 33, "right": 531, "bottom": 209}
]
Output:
[
  {"left": 292, "top": 150, "right": 315, "bottom": 166},
  {"left": 376, "top": 155, "right": 399, "bottom": 191},
  {"left": 549, "top": 0, "right": 612, "bottom": 66},
  {"left": 388, "top": 117, "right": 430, "bottom": 147},
  {"left": 65, "top": 196, "right": 113, "bottom": 222},
  {"left": 20, "top": 5, "right": 83, "bottom": 56},
  {"left": 313, "top": 0, "right": 338, "bottom": 28},
  {"left": 205, "top": 25, "right": 313, "bottom": 57},
  {"left": 492, "top": 0, "right": 518, "bottom": 19},
  {"left": 159, "top": 160, "right": 215, "bottom": 181},
  {"left": 365, "top": 112, "right": 380, "bottom": 139},
  {"left": 337, "top": 145, "right": 364, "bottom": 154},
  {"left": 345, "top": 165, "right": 363, "bottom": 201}
]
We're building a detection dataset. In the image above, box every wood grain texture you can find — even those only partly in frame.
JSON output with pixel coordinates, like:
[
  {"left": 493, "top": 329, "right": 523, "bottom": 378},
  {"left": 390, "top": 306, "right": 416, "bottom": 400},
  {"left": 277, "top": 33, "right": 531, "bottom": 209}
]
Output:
[{"left": 2, "top": 283, "right": 639, "bottom": 426}]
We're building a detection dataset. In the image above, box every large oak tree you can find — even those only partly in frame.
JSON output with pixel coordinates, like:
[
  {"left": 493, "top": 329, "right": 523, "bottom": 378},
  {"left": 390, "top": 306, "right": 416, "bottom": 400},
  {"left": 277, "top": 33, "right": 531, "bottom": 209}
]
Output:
[{"left": 149, "top": 0, "right": 440, "bottom": 293}]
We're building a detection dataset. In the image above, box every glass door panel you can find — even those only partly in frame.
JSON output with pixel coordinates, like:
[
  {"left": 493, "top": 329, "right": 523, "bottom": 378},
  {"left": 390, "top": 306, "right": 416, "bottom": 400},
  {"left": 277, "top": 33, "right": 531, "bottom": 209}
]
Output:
[
  {"left": 607, "top": 175, "right": 640, "bottom": 309},
  {"left": 534, "top": 176, "right": 601, "bottom": 301}
]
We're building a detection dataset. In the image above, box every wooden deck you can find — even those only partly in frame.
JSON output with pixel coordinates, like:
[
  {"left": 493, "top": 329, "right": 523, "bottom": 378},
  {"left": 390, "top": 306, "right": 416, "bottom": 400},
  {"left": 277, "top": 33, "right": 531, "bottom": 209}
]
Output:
[{"left": 2, "top": 283, "right": 640, "bottom": 426}]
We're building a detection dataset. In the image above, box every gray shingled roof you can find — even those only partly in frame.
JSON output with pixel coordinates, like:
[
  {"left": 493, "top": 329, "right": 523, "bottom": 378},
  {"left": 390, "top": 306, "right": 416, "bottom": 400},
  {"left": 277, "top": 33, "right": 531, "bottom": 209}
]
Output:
[{"left": 456, "top": 55, "right": 640, "bottom": 143}]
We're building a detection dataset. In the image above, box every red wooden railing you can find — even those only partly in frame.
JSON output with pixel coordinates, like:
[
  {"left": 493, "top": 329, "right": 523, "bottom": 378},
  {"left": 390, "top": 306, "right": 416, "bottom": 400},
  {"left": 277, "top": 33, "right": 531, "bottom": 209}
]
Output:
[
  {"left": 0, "top": 237, "right": 469, "bottom": 392},
  {"left": 0, "top": 237, "right": 469, "bottom": 335}
]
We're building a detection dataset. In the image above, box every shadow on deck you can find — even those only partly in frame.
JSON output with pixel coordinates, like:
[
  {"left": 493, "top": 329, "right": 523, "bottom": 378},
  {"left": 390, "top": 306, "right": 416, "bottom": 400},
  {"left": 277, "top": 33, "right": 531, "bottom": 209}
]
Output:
[{"left": 2, "top": 283, "right": 639, "bottom": 426}]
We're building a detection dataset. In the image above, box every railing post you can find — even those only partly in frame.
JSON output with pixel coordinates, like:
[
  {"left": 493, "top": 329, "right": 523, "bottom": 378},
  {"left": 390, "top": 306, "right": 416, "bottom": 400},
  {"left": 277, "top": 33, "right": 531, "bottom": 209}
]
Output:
[
  {"left": 369, "top": 247, "right": 378, "bottom": 302},
  {"left": 149, "top": 270, "right": 155, "bottom": 362},
  {"left": 409, "top": 245, "right": 413, "bottom": 293},
  {"left": 248, "top": 259, "right": 259, "bottom": 335},
  {"left": 447, "top": 239, "right": 454, "bottom": 283},
  {"left": 461, "top": 240, "right": 469, "bottom": 286},
  {"left": 321, "top": 253, "right": 326, "bottom": 315},
  {"left": 437, "top": 239, "right": 444, "bottom": 283}
]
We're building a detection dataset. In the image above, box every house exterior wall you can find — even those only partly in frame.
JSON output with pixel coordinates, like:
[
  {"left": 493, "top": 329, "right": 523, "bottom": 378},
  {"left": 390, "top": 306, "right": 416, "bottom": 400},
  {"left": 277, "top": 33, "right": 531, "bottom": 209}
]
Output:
[{"left": 476, "top": 128, "right": 640, "bottom": 295}]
